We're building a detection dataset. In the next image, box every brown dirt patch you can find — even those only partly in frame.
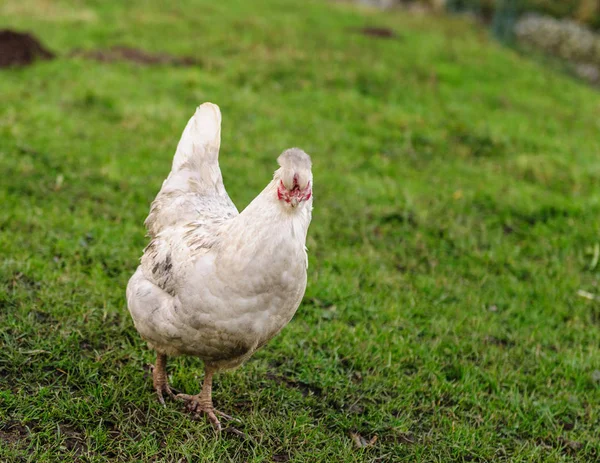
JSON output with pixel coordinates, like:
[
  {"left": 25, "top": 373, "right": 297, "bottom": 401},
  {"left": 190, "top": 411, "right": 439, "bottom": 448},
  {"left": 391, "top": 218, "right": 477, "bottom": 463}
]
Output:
[
  {"left": 355, "top": 27, "right": 398, "bottom": 39},
  {"left": 272, "top": 453, "right": 291, "bottom": 462},
  {"left": 0, "top": 421, "right": 29, "bottom": 444},
  {"left": 59, "top": 424, "right": 87, "bottom": 456},
  {"left": 0, "top": 29, "right": 54, "bottom": 68},
  {"left": 71, "top": 46, "right": 200, "bottom": 66}
]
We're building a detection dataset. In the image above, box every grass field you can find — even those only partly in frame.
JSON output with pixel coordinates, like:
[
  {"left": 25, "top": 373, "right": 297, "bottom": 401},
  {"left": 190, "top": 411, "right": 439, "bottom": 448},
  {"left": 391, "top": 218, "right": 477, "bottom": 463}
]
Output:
[{"left": 1, "top": 0, "right": 600, "bottom": 461}]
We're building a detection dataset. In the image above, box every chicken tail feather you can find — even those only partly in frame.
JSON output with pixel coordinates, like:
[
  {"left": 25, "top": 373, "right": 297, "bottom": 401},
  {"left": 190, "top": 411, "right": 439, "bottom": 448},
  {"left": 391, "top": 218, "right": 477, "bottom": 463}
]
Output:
[
  {"left": 171, "top": 102, "right": 222, "bottom": 172},
  {"left": 144, "top": 103, "right": 238, "bottom": 238}
]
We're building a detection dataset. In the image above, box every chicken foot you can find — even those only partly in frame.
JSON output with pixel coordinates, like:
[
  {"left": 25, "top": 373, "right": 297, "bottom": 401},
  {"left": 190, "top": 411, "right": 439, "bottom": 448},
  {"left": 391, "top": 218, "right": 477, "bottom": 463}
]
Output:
[
  {"left": 176, "top": 366, "right": 234, "bottom": 431},
  {"left": 151, "top": 352, "right": 176, "bottom": 405}
]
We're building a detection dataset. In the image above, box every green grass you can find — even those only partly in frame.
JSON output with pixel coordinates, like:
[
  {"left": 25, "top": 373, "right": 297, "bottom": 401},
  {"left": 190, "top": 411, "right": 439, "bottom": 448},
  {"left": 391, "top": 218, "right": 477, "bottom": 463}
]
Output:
[{"left": 1, "top": 0, "right": 600, "bottom": 461}]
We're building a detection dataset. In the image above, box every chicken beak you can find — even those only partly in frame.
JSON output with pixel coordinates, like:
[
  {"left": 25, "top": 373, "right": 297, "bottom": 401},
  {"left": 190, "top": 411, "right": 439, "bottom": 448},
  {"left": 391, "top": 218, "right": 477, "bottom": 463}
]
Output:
[{"left": 290, "top": 197, "right": 299, "bottom": 208}]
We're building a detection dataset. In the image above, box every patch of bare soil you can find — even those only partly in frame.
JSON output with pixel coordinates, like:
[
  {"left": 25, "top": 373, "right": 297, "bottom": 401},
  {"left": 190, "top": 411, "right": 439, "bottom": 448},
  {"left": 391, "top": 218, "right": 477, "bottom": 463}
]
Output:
[
  {"left": 71, "top": 46, "right": 199, "bottom": 66},
  {"left": 0, "top": 421, "right": 28, "bottom": 445},
  {"left": 0, "top": 29, "right": 54, "bottom": 68},
  {"left": 58, "top": 424, "right": 87, "bottom": 456},
  {"left": 272, "top": 452, "right": 291, "bottom": 462},
  {"left": 354, "top": 27, "right": 398, "bottom": 39}
]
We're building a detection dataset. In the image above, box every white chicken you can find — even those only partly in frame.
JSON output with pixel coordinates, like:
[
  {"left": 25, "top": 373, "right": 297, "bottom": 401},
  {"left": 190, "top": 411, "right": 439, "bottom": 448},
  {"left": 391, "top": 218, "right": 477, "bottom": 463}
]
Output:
[{"left": 126, "top": 103, "right": 313, "bottom": 430}]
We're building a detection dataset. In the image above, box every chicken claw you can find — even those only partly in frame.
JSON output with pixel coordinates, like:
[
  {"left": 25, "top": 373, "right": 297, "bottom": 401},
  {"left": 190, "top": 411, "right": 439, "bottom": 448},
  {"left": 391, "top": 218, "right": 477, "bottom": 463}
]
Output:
[
  {"left": 176, "top": 393, "right": 232, "bottom": 431},
  {"left": 153, "top": 378, "right": 176, "bottom": 405}
]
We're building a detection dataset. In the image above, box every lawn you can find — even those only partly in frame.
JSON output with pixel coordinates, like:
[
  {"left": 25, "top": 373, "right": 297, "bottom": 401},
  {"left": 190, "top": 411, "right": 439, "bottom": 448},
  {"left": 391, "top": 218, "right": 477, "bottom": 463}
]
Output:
[{"left": 1, "top": 0, "right": 599, "bottom": 461}]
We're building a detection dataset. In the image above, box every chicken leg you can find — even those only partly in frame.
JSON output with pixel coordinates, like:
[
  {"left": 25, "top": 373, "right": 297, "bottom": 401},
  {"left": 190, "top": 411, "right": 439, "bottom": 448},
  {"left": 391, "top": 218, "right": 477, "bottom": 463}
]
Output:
[
  {"left": 151, "top": 352, "right": 176, "bottom": 405},
  {"left": 176, "top": 365, "right": 233, "bottom": 431}
]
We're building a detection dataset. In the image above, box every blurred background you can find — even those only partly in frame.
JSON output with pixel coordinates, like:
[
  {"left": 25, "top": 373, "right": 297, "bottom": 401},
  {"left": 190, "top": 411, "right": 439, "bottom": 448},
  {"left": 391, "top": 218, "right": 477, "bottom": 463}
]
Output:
[
  {"left": 366, "top": 0, "right": 600, "bottom": 83},
  {"left": 1, "top": 0, "right": 599, "bottom": 462}
]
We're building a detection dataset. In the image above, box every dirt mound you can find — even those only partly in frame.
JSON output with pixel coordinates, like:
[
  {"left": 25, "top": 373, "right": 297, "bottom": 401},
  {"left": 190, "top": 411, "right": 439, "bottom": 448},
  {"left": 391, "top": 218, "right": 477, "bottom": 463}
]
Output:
[
  {"left": 71, "top": 46, "right": 199, "bottom": 66},
  {"left": 0, "top": 29, "right": 54, "bottom": 68}
]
